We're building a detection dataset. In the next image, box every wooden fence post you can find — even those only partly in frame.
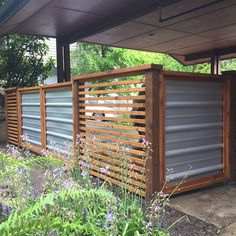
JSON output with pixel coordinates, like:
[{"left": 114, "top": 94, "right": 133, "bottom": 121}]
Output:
[
  {"left": 222, "top": 71, "right": 236, "bottom": 182},
  {"left": 145, "top": 68, "right": 164, "bottom": 200},
  {"left": 40, "top": 87, "right": 46, "bottom": 151},
  {"left": 72, "top": 80, "right": 79, "bottom": 146},
  {"left": 17, "top": 89, "right": 22, "bottom": 146}
]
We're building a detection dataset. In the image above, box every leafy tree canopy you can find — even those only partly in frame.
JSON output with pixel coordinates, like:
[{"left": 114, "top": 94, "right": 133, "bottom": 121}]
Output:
[
  {"left": 71, "top": 42, "right": 236, "bottom": 76},
  {"left": 0, "top": 35, "right": 54, "bottom": 88},
  {"left": 71, "top": 43, "right": 211, "bottom": 76}
]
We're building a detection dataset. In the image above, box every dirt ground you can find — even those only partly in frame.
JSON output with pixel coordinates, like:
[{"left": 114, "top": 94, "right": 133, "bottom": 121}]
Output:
[{"left": 163, "top": 206, "right": 220, "bottom": 236}]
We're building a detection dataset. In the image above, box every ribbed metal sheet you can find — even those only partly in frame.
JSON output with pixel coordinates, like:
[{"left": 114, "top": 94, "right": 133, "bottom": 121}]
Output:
[
  {"left": 21, "top": 92, "right": 41, "bottom": 147},
  {"left": 165, "top": 80, "right": 223, "bottom": 183},
  {"left": 45, "top": 90, "right": 73, "bottom": 152}
]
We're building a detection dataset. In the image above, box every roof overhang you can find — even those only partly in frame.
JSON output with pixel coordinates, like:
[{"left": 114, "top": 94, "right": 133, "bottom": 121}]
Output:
[{"left": 1, "top": 0, "right": 236, "bottom": 65}]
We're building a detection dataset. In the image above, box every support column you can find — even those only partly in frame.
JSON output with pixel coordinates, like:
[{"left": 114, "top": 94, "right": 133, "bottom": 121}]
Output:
[
  {"left": 211, "top": 54, "right": 220, "bottom": 75},
  {"left": 222, "top": 71, "right": 236, "bottom": 183},
  {"left": 64, "top": 43, "right": 71, "bottom": 82},
  {"left": 56, "top": 39, "right": 71, "bottom": 83},
  {"left": 145, "top": 67, "right": 163, "bottom": 200}
]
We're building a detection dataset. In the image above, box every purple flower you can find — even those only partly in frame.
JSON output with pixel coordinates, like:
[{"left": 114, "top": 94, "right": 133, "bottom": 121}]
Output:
[
  {"left": 41, "top": 149, "right": 46, "bottom": 156},
  {"left": 122, "top": 146, "right": 130, "bottom": 152},
  {"left": 142, "top": 138, "right": 149, "bottom": 146},
  {"left": 91, "top": 137, "right": 97, "bottom": 142},
  {"left": 3, "top": 205, "right": 12, "bottom": 214},
  {"left": 81, "top": 170, "right": 88, "bottom": 177},
  {"left": 81, "top": 162, "right": 88, "bottom": 169},
  {"left": 16, "top": 167, "right": 27, "bottom": 174},
  {"left": 106, "top": 208, "right": 115, "bottom": 223},
  {"left": 95, "top": 177, "right": 100, "bottom": 185},
  {"left": 53, "top": 167, "right": 65, "bottom": 175},
  {"left": 100, "top": 166, "right": 109, "bottom": 174}
]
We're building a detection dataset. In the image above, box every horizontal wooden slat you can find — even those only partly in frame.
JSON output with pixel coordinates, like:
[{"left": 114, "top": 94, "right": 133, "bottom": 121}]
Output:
[
  {"left": 79, "top": 103, "right": 145, "bottom": 108},
  {"left": 6, "top": 94, "right": 17, "bottom": 97},
  {"left": 79, "top": 79, "right": 144, "bottom": 89},
  {"left": 80, "top": 115, "right": 145, "bottom": 124},
  {"left": 80, "top": 87, "right": 145, "bottom": 95},
  {"left": 79, "top": 95, "right": 145, "bottom": 101},
  {"left": 82, "top": 142, "right": 145, "bottom": 165},
  {"left": 7, "top": 117, "right": 17, "bottom": 121},
  {"left": 8, "top": 140, "right": 18, "bottom": 145},
  {"left": 79, "top": 109, "right": 145, "bottom": 116},
  {"left": 87, "top": 169, "right": 145, "bottom": 196},
  {"left": 80, "top": 149, "right": 144, "bottom": 172},
  {"left": 8, "top": 127, "right": 18, "bottom": 132},
  {"left": 83, "top": 158, "right": 145, "bottom": 189},
  {"left": 8, "top": 137, "right": 18, "bottom": 142},
  {"left": 79, "top": 126, "right": 144, "bottom": 140},
  {"left": 83, "top": 138, "right": 145, "bottom": 156},
  {"left": 81, "top": 131, "right": 144, "bottom": 148},
  {"left": 7, "top": 124, "right": 18, "bottom": 128},
  {"left": 7, "top": 103, "right": 17, "bottom": 107},
  {"left": 80, "top": 120, "right": 145, "bottom": 132},
  {"left": 80, "top": 155, "right": 145, "bottom": 181}
]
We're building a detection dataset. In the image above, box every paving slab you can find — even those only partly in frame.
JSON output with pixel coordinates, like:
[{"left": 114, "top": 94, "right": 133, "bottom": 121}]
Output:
[{"left": 170, "top": 184, "right": 236, "bottom": 234}]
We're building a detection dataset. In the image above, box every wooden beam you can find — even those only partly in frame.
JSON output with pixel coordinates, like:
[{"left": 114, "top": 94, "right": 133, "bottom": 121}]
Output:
[
  {"left": 40, "top": 87, "right": 46, "bottom": 150},
  {"left": 63, "top": 0, "right": 180, "bottom": 44},
  {"left": 185, "top": 45, "right": 236, "bottom": 62},
  {"left": 222, "top": 71, "right": 236, "bottom": 182},
  {"left": 16, "top": 89, "right": 22, "bottom": 146},
  {"left": 56, "top": 39, "right": 71, "bottom": 83},
  {"left": 211, "top": 54, "right": 220, "bottom": 75},
  {"left": 64, "top": 43, "right": 71, "bottom": 82},
  {"left": 145, "top": 69, "right": 162, "bottom": 200}
]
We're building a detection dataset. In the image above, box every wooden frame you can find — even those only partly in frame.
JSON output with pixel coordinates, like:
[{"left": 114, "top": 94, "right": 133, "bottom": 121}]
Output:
[{"left": 162, "top": 72, "right": 230, "bottom": 194}]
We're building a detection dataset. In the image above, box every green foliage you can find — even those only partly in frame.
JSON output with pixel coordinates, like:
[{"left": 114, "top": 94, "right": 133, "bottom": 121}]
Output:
[
  {"left": 0, "top": 34, "right": 54, "bottom": 88},
  {"left": 0, "top": 189, "right": 117, "bottom": 236},
  {"left": 0, "top": 143, "right": 169, "bottom": 236},
  {"left": 71, "top": 42, "right": 236, "bottom": 76},
  {"left": 71, "top": 42, "right": 216, "bottom": 76}
]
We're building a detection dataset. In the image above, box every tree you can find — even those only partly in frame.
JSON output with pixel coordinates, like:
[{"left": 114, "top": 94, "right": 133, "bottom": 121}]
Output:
[
  {"left": 70, "top": 42, "right": 208, "bottom": 76},
  {"left": 0, "top": 34, "right": 54, "bottom": 88}
]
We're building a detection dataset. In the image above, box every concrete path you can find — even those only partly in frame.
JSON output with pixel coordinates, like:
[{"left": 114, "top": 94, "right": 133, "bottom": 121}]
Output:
[{"left": 170, "top": 184, "right": 236, "bottom": 235}]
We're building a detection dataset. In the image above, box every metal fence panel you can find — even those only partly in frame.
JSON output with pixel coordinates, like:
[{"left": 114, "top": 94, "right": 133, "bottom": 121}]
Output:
[
  {"left": 45, "top": 89, "right": 73, "bottom": 152},
  {"left": 21, "top": 92, "right": 41, "bottom": 147},
  {"left": 165, "top": 80, "right": 223, "bottom": 183}
]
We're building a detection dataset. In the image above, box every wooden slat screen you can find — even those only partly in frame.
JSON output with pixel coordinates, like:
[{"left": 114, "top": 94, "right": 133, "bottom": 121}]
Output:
[
  {"left": 78, "top": 76, "right": 147, "bottom": 196},
  {"left": 5, "top": 88, "right": 18, "bottom": 145}
]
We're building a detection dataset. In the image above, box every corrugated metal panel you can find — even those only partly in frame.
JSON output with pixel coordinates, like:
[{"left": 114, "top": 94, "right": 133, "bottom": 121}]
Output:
[
  {"left": 165, "top": 80, "right": 223, "bottom": 183},
  {"left": 21, "top": 92, "right": 41, "bottom": 147},
  {"left": 45, "top": 89, "right": 73, "bottom": 152}
]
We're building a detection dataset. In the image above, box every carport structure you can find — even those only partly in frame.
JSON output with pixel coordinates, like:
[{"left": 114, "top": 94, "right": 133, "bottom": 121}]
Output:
[{"left": 1, "top": 0, "right": 236, "bottom": 199}]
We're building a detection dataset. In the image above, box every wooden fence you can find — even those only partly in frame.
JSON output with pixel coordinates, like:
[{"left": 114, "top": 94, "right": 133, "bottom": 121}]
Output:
[{"left": 5, "top": 64, "right": 234, "bottom": 199}]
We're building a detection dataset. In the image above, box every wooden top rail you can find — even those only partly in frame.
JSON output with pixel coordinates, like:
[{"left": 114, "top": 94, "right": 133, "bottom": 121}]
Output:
[
  {"left": 72, "top": 64, "right": 163, "bottom": 81},
  {"left": 163, "top": 70, "right": 223, "bottom": 80},
  {"left": 5, "top": 87, "right": 17, "bottom": 92},
  {"left": 17, "top": 81, "right": 72, "bottom": 92}
]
